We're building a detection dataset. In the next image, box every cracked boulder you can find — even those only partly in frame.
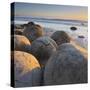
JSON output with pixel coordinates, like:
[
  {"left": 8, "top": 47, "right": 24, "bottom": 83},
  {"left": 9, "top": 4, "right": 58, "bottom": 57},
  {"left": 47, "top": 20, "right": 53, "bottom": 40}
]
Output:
[{"left": 30, "top": 36, "right": 58, "bottom": 67}]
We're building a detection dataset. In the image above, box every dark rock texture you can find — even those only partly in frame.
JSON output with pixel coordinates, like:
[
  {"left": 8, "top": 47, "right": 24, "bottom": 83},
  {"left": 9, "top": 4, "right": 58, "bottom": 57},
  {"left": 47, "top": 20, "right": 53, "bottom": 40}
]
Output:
[
  {"left": 51, "top": 31, "right": 70, "bottom": 46},
  {"left": 78, "top": 35, "right": 85, "bottom": 38},
  {"left": 28, "top": 21, "right": 35, "bottom": 26},
  {"left": 44, "top": 43, "right": 87, "bottom": 85},
  {"left": 70, "top": 26, "right": 77, "bottom": 31}
]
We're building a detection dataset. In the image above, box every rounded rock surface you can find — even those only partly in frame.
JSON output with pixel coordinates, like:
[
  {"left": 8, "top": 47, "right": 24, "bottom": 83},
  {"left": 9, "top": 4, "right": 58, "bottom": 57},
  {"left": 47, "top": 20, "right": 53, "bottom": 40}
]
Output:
[
  {"left": 14, "top": 29, "right": 23, "bottom": 35},
  {"left": 51, "top": 31, "right": 70, "bottom": 46},
  {"left": 13, "top": 35, "right": 31, "bottom": 52},
  {"left": 30, "top": 36, "right": 58, "bottom": 67},
  {"left": 11, "top": 51, "right": 42, "bottom": 87},
  {"left": 23, "top": 23, "right": 44, "bottom": 42},
  {"left": 44, "top": 43, "right": 87, "bottom": 85}
]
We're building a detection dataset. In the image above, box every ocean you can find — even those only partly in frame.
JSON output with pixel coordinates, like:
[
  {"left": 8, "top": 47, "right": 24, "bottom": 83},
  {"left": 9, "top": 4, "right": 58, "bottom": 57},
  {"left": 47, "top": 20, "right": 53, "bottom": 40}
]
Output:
[{"left": 14, "top": 16, "right": 88, "bottom": 49}]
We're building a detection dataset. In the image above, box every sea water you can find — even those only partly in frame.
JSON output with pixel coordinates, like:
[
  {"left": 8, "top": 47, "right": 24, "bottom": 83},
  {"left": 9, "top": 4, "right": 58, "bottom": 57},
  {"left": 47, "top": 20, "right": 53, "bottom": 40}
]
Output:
[{"left": 14, "top": 16, "right": 88, "bottom": 49}]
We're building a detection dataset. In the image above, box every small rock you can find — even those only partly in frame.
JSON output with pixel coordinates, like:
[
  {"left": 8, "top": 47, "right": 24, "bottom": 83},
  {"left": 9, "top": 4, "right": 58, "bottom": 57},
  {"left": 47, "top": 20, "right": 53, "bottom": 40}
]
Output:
[
  {"left": 78, "top": 35, "right": 85, "bottom": 38},
  {"left": 14, "top": 29, "right": 23, "bottom": 35},
  {"left": 70, "top": 26, "right": 77, "bottom": 31},
  {"left": 12, "top": 35, "right": 31, "bottom": 52}
]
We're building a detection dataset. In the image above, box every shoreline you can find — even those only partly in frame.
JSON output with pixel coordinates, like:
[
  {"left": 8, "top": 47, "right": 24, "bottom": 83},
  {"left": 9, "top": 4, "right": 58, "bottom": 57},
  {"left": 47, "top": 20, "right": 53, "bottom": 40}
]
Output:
[{"left": 13, "top": 21, "right": 88, "bottom": 50}]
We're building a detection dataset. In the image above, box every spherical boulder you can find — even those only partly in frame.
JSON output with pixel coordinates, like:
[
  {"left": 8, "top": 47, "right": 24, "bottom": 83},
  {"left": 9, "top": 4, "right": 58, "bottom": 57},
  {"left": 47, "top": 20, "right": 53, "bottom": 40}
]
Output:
[
  {"left": 11, "top": 51, "right": 42, "bottom": 87},
  {"left": 44, "top": 43, "right": 87, "bottom": 85},
  {"left": 51, "top": 31, "right": 70, "bottom": 46},
  {"left": 13, "top": 35, "right": 31, "bottom": 52},
  {"left": 23, "top": 23, "right": 44, "bottom": 42},
  {"left": 30, "top": 36, "right": 58, "bottom": 67}
]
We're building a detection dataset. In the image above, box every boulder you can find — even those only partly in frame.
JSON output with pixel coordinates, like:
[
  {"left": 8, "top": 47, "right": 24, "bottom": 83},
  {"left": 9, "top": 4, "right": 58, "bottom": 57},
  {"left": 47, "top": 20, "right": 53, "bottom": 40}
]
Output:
[
  {"left": 13, "top": 35, "right": 31, "bottom": 52},
  {"left": 30, "top": 36, "right": 58, "bottom": 67},
  {"left": 23, "top": 23, "right": 44, "bottom": 42},
  {"left": 14, "top": 24, "right": 24, "bottom": 29},
  {"left": 11, "top": 51, "right": 42, "bottom": 87},
  {"left": 51, "top": 31, "right": 70, "bottom": 46},
  {"left": 44, "top": 43, "right": 87, "bottom": 85},
  {"left": 14, "top": 29, "right": 23, "bottom": 35}
]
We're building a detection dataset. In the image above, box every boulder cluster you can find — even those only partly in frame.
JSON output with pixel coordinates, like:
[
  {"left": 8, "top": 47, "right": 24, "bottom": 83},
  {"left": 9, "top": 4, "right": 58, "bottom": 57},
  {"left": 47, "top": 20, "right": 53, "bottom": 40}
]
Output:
[{"left": 11, "top": 21, "right": 87, "bottom": 87}]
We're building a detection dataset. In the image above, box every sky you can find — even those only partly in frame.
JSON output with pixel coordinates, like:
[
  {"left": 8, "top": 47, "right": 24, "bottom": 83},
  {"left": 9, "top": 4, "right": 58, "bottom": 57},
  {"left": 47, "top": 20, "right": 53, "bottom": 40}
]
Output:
[{"left": 14, "top": 2, "right": 88, "bottom": 21}]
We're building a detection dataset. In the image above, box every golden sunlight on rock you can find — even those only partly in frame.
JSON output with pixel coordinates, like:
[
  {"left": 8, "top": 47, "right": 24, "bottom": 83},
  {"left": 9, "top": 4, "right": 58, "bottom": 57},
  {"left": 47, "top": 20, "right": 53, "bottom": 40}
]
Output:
[
  {"left": 13, "top": 35, "right": 31, "bottom": 52},
  {"left": 11, "top": 51, "right": 42, "bottom": 87}
]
